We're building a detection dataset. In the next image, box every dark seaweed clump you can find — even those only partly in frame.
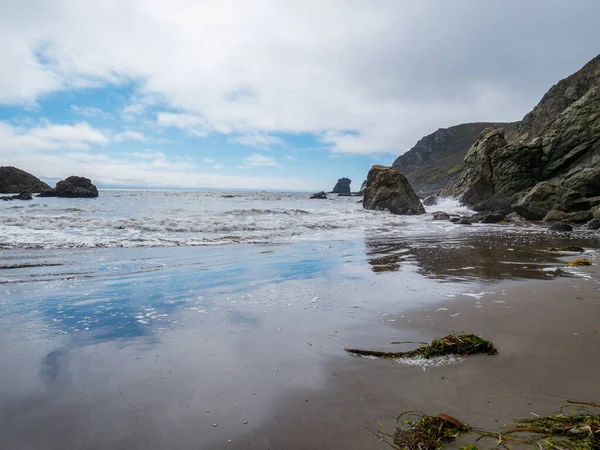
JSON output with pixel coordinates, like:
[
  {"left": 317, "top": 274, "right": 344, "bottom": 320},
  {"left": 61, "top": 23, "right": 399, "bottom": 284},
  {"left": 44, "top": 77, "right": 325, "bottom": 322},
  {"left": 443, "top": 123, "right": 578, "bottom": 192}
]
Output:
[
  {"left": 391, "top": 413, "right": 467, "bottom": 450},
  {"left": 346, "top": 333, "right": 498, "bottom": 359}
]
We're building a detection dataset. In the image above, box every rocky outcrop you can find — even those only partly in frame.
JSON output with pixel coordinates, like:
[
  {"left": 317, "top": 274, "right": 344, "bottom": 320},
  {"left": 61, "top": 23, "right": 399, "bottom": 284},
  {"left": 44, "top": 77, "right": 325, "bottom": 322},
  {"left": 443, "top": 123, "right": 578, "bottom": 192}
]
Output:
[
  {"left": 0, "top": 166, "right": 50, "bottom": 194},
  {"left": 447, "top": 54, "right": 600, "bottom": 217},
  {"left": 512, "top": 181, "right": 590, "bottom": 220},
  {"left": 310, "top": 191, "right": 328, "bottom": 199},
  {"left": 38, "top": 176, "right": 99, "bottom": 198},
  {"left": 392, "top": 122, "right": 517, "bottom": 196},
  {"left": 1, "top": 191, "right": 33, "bottom": 201},
  {"left": 362, "top": 166, "right": 425, "bottom": 215},
  {"left": 331, "top": 178, "right": 351, "bottom": 194}
]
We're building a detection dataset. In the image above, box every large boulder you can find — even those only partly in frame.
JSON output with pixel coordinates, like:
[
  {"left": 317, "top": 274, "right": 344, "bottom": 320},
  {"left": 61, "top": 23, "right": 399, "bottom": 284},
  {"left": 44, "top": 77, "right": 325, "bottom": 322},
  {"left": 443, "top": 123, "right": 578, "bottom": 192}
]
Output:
[
  {"left": 38, "top": 176, "right": 99, "bottom": 198},
  {"left": 512, "top": 181, "right": 590, "bottom": 220},
  {"left": 0, "top": 166, "right": 51, "bottom": 194},
  {"left": 331, "top": 178, "right": 351, "bottom": 194},
  {"left": 362, "top": 166, "right": 425, "bottom": 215}
]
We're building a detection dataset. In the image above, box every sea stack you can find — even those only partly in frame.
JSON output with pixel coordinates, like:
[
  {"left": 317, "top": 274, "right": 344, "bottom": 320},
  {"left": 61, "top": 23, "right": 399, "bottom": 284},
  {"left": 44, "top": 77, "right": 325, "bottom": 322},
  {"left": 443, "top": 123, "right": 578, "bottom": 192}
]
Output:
[
  {"left": 38, "top": 176, "right": 99, "bottom": 198},
  {"left": 331, "top": 178, "right": 351, "bottom": 194},
  {"left": 362, "top": 166, "right": 425, "bottom": 215}
]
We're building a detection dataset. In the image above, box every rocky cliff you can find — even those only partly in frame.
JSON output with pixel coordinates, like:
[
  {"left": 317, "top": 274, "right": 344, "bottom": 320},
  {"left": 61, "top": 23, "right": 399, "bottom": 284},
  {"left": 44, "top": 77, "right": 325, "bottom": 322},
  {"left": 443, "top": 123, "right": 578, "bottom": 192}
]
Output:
[
  {"left": 0, "top": 166, "right": 51, "bottom": 194},
  {"left": 447, "top": 54, "right": 600, "bottom": 218},
  {"left": 392, "top": 122, "right": 516, "bottom": 196}
]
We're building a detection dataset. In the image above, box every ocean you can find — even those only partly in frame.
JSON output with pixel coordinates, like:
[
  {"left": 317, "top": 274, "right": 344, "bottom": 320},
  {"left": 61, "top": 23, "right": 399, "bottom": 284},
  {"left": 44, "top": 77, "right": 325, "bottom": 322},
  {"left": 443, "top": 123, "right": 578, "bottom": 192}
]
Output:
[{"left": 1, "top": 190, "right": 599, "bottom": 449}]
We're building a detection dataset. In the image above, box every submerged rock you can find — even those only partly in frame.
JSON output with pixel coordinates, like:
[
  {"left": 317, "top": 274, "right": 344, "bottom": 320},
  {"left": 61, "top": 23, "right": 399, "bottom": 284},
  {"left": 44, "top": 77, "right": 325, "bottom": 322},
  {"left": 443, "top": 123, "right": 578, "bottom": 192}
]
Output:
[
  {"left": 548, "top": 221, "right": 573, "bottom": 232},
  {"left": 480, "top": 211, "right": 507, "bottom": 224},
  {"left": 310, "top": 191, "right": 328, "bottom": 199},
  {"left": 331, "top": 178, "right": 351, "bottom": 194},
  {"left": 362, "top": 166, "right": 425, "bottom": 215},
  {"left": 0, "top": 166, "right": 51, "bottom": 194},
  {"left": 432, "top": 211, "right": 450, "bottom": 221},
  {"left": 422, "top": 196, "right": 439, "bottom": 206},
  {"left": 38, "top": 176, "right": 99, "bottom": 198}
]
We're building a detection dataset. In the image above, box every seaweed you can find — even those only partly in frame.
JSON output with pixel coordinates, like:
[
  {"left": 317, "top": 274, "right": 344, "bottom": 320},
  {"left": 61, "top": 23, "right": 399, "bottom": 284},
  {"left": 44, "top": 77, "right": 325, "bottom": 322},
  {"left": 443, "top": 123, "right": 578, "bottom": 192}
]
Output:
[
  {"left": 568, "top": 259, "right": 593, "bottom": 266},
  {"left": 389, "top": 413, "right": 468, "bottom": 450},
  {"left": 346, "top": 333, "right": 497, "bottom": 360},
  {"left": 378, "top": 403, "right": 600, "bottom": 450}
]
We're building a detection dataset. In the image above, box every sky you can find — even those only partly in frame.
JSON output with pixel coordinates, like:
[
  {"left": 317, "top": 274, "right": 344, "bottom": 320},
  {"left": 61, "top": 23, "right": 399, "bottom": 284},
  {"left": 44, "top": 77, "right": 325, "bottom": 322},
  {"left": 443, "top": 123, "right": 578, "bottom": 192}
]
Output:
[{"left": 0, "top": 1, "right": 599, "bottom": 191}]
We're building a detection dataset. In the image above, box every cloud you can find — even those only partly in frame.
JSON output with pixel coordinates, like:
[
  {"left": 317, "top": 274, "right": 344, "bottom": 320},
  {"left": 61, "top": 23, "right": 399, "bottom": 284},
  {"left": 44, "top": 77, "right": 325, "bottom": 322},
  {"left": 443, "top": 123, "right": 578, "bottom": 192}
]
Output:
[
  {"left": 240, "top": 154, "right": 279, "bottom": 168},
  {"left": 0, "top": 0, "right": 599, "bottom": 157},
  {"left": 229, "top": 133, "right": 283, "bottom": 149},
  {"left": 114, "top": 130, "right": 147, "bottom": 142},
  {"left": 156, "top": 112, "right": 211, "bottom": 137},
  {"left": 0, "top": 119, "right": 316, "bottom": 190},
  {"left": 203, "top": 157, "right": 215, "bottom": 163},
  {"left": 70, "top": 105, "right": 113, "bottom": 119},
  {"left": 0, "top": 120, "right": 110, "bottom": 151}
]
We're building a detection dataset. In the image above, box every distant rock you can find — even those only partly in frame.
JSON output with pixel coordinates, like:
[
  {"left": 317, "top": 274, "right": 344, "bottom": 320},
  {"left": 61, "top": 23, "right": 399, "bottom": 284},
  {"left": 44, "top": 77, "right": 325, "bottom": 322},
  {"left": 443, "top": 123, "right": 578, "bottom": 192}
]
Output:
[
  {"left": 331, "top": 178, "right": 351, "bottom": 194},
  {"left": 549, "top": 221, "right": 573, "bottom": 232},
  {"left": 1, "top": 191, "right": 33, "bottom": 201},
  {"left": 0, "top": 166, "right": 50, "bottom": 194},
  {"left": 337, "top": 193, "right": 352, "bottom": 197},
  {"left": 362, "top": 166, "right": 425, "bottom": 215},
  {"left": 310, "top": 191, "right": 328, "bottom": 199},
  {"left": 422, "top": 196, "right": 439, "bottom": 206},
  {"left": 457, "top": 218, "right": 472, "bottom": 225},
  {"left": 38, "top": 176, "right": 99, "bottom": 198}
]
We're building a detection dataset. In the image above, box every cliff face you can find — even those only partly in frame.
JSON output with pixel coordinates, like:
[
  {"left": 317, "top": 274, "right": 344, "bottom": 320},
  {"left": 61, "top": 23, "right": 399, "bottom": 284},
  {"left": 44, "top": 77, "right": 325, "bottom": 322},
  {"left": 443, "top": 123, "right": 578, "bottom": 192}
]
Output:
[
  {"left": 448, "top": 54, "right": 600, "bottom": 216},
  {"left": 0, "top": 167, "right": 51, "bottom": 194},
  {"left": 392, "top": 122, "right": 516, "bottom": 196}
]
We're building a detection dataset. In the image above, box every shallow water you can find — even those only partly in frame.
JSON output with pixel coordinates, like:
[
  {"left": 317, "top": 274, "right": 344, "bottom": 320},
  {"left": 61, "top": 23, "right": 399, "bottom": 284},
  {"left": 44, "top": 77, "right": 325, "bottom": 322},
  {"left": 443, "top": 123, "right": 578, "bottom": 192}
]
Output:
[{"left": 1, "top": 192, "right": 600, "bottom": 449}]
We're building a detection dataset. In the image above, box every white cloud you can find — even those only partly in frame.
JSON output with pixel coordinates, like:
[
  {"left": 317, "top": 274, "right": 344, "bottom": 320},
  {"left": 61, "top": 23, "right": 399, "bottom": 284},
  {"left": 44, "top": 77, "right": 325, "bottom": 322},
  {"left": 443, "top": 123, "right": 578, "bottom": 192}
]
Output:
[
  {"left": 229, "top": 133, "right": 283, "bottom": 149},
  {"left": 70, "top": 105, "right": 113, "bottom": 119},
  {"left": 0, "top": 1, "right": 598, "bottom": 156},
  {"left": 240, "top": 154, "right": 279, "bottom": 168},
  {"left": 203, "top": 157, "right": 215, "bottom": 163},
  {"left": 0, "top": 119, "right": 317, "bottom": 190},
  {"left": 114, "top": 130, "right": 147, "bottom": 142},
  {"left": 0, "top": 120, "right": 110, "bottom": 151},
  {"left": 156, "top": 112, "right": 211, "bottom": 137}
]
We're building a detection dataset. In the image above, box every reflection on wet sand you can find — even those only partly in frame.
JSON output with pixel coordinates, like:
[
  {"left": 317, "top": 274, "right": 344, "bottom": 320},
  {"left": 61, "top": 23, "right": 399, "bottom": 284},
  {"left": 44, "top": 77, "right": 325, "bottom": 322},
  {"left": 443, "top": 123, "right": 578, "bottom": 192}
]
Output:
[{"left": 364, "top": 229, "right": 599, "bottom": 281}]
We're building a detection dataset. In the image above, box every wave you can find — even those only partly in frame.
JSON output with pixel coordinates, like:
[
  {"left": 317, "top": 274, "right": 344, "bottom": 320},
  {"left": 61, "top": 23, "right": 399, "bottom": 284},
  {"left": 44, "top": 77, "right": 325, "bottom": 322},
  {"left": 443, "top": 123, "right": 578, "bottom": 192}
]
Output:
[{"left": 0, "top": 192, "right": 483, "bottom": 250}]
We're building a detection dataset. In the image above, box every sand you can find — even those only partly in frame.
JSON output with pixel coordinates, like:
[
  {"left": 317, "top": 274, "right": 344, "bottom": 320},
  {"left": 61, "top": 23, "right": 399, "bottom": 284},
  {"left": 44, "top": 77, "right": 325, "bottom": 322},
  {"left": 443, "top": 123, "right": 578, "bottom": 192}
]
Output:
[{"left": 1, "top": 241, "right": 599, "bottom": 449}]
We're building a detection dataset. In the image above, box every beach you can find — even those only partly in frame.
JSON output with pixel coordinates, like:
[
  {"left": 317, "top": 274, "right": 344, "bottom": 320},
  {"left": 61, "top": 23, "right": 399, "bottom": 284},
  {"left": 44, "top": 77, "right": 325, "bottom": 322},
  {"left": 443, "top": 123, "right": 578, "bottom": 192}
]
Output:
[{"left": 1, "top": 192, "right": 599, "bottom": 449}]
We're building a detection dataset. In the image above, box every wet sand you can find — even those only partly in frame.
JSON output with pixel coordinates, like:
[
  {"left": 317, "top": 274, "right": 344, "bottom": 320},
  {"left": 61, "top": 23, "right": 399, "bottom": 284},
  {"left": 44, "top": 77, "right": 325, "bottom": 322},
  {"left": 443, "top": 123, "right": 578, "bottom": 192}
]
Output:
[
  {"left": 1, "top": 234, "right": 599, "bottom": 449},
  {"left": 233, "top": 272, "right": 600, "bottom": 449}
]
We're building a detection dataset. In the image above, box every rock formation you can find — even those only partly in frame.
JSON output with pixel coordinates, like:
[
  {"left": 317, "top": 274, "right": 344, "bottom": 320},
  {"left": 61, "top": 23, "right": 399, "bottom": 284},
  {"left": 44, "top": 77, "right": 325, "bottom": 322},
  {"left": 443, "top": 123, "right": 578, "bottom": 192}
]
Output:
[
  {"left": 310, "top": 191, "right": 328, "bottom": 199},
  {"left": 331, "top": 178, "right": 351, "bottom": 194},
  {"left": 445, "top": 54, "right": 600, "bottom": 220},
  {"left": 38, "top": 176, "right": 99, "bottom": 198},
  {"left": 392, "top": 122, "right": 516, "bottom": 196},
  {"left": 362, "top": 166, "right": 425, "bottom": 215},
  {"left": 0, "top": 166, "right": 50, "bottom": 194}
]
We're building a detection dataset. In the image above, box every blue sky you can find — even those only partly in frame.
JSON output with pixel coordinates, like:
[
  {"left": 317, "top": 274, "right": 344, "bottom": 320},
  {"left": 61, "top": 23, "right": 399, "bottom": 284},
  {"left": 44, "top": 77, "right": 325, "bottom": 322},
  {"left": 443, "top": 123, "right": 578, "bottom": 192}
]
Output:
[{"left": 1, "top": 1, "right": 599, "bottom": 190}]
